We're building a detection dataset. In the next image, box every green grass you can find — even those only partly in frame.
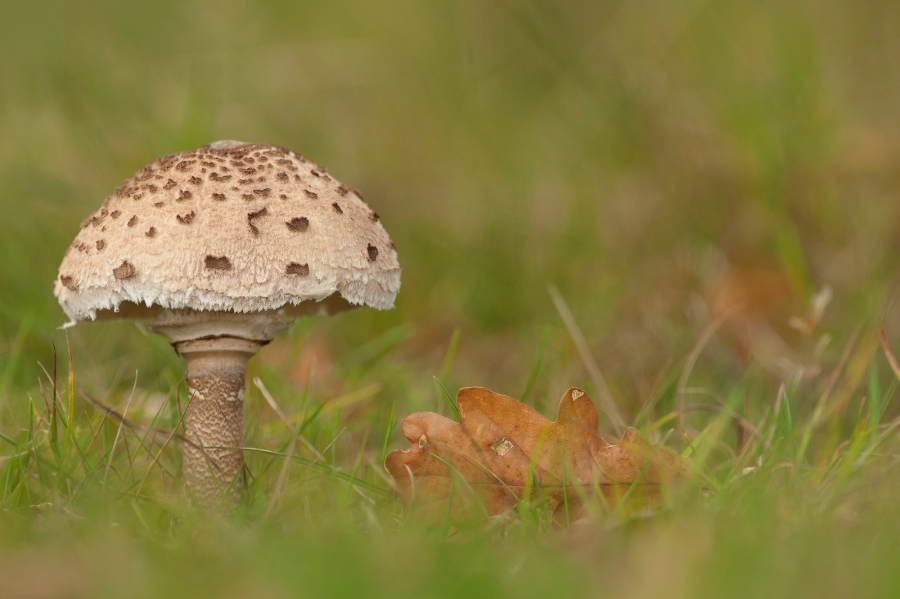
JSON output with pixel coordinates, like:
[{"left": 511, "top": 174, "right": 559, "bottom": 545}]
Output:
[
  {"left": 3, "top": 0, "right": 900, "bottom": 596},
  {"left": 2, "top": 326, "right": 899, "bottom": 598}
]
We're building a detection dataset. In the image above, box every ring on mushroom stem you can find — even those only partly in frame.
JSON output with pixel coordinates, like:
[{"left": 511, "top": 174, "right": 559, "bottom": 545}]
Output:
[{"left": 53, "top": 141, "right": 401, "bottom": 509}]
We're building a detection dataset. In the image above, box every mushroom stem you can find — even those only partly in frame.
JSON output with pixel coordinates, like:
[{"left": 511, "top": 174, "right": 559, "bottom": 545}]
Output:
[{"left": 176, "top": 337, "right": 262, "bottom": 507}]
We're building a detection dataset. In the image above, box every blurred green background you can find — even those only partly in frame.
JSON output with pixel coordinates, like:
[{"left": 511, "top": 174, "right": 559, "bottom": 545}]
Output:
[
  {"left": 3, "top": 1, "right": 900, "bottom": 597},
  {"left": 3, "top": 0, "right": 900, "bottom": 402}
]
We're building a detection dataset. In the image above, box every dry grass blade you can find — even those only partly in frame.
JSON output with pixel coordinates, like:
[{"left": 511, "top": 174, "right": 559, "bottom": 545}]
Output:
[
  {"left": 678, "top": 404, "right": 760, "bottom": 439},
  {"left": 255, "top": 377, "right": 324, "bottom": 460},
  {"left": 880, "top": 329, "right": 900, "bottom": 379},
  {"left": 81, "top": 391, "right": 219, "bottom": 472},
  {"left": 816, "top": 327, "right": 860, "bottom": 413},
  {"left": 135, "top": 390, "right": 194, "bottom": 498},
  {"left": 254, "top": 377, "right": 322, "bottom": 515},
  {"left": 103, "top": 372, "right": 138, "bottom": 486},
  {"left": 64, "top": 330, "right": 74, "bottom": 462},
  {"left": 548, "top": 285, "right": 625, "bottom": 434},
  {"left": 678, "top": 304, "right": 742, "bottom": 435}
]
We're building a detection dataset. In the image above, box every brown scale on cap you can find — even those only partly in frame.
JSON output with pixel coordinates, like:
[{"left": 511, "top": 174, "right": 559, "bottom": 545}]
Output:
[
  {"left": 146, "top": 227, "right": 156, "bottom": 237},
  {"left": 247, "top": 207, "right": 268, "bottom": 235},
  {"left": 178, "top": 190, "right": 192, "bottom": 200},
  {"left": 156, "top": 155, "right": 176, "bottom": 168},
  {"left": 60, "top": 275, "right": 77, "bottom": 291},
  {"left": 96, "top": 239, "right": 106, "bottom": 251},
  {"left": 286, "top": 262, "right": 309, "bottom": 276},
  {"left": 367, "top": 244, "right": 378, "bottom": 262},
  {"left": 253, "top": 188, "right": 270, "bottom": 197},
  {"left": 332, "top": 202, "right": 343, "bottom": 214},
  {"left": 277, "top": 172, "right": 288, "bottom": 181},
  {"left": 113, "top": 261, "right": 136, "bottom": 279},
  {"left": 176, "top": 211, "right": 196, "bottom": 224},
  {"left": 189, "top": 176, "right": 202, "bottom": 185},
  {"left": 204, "top": 255, "right": 231, "bottom": 270},
  {"left": 286, "top": 217, "right": 309, "bottom": 232},
  {"left": 111, "top": 210, "right": 121, "bottom": 219},
  {"left": 304, "top": 190, "right": 318, "bottom": 199},
  {"left": 212, "top": 193, "right": 226, "bottom": 201},
  {"left": 127, "top": 216, "right": 138, "bottom": 227}
]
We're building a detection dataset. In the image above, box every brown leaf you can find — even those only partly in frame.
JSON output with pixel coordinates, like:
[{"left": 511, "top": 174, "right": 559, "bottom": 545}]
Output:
[{"left": 385, "top": 387, "right": 689, "bottom": 519}]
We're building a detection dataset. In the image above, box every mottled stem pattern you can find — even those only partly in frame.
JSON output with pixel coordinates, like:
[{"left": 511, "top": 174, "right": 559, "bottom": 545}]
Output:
[{"left": 179, "top": 342, "right": 257, "bottom": 507}]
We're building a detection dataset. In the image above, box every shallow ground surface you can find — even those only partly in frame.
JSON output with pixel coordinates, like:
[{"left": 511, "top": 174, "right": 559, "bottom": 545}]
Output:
[{"left": 2, "top": 1, "right": 900, "bottom": 597}]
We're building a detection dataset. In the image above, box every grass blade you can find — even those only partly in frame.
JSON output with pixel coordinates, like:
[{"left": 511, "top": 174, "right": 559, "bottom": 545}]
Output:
[
  {"left": 433, "top": 376, "right": 460, "bottom": 421},
  {"left": 439, "top": 328, "right": 460, "bottom": 384},
  {"left": 0, "top": 311, "right": 33, "bottom": 402},
  {"left": 520, "top": 324, "right": 552, "bottom": 404},
  {"left": 64, "top": 330, "right": 75, "bottom": 463},
  {"left": 380, "top": 402, "right": 395, "bottom": 464}
]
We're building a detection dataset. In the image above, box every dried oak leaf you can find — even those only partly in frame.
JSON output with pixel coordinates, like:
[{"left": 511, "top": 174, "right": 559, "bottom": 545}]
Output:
[{"left": 385, "top": 387, "right": 689, "bottom": 517}]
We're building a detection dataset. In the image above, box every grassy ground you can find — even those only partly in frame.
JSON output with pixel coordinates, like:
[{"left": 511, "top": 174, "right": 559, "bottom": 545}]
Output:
[{"left": 3, "top": 0, "right": 900, "bottom": 596}]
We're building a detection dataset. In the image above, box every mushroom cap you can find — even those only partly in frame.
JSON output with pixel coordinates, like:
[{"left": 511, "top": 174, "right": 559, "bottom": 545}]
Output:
[{"left": 54, "top": 141, "right": 401, "bottom": 321}]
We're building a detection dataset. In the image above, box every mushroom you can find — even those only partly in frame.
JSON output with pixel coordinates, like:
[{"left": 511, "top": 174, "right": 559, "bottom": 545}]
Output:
[{"left": 53, "top": 141, "right": 401, "bottom": 507}]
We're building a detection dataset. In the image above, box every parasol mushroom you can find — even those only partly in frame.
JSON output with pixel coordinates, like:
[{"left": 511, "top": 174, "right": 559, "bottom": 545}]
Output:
[{"left": 53, "top": 140, "right": 401, "bottom": 507}]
